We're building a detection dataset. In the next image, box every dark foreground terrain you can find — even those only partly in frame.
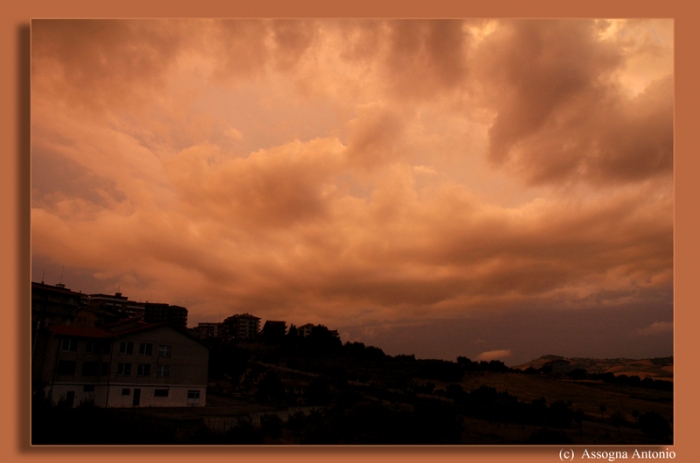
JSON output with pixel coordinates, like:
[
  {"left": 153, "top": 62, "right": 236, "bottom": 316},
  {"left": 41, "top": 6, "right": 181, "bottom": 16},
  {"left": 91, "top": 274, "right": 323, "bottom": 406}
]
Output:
[{"left": 33, "top": 329, "right": 672, "bottom": 445}]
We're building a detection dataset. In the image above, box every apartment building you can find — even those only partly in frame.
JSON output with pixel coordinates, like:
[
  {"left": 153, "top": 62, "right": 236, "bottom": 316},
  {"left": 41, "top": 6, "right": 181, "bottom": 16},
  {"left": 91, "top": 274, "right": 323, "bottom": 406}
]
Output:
[
  {"left": 220, "top": 313, "right": 260, "bottom": 341},
  {"left": 32, "top": 321, "right": 209, "bottom": 408},
  {"left": 31, "top": 282, "right": 89, "bottom": 329}
]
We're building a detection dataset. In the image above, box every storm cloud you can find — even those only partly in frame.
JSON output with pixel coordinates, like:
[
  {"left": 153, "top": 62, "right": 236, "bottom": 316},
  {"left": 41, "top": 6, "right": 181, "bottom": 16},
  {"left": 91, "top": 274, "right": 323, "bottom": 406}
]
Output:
[{"left": 31, "top": 19, "right": 673, "bottom": 362}]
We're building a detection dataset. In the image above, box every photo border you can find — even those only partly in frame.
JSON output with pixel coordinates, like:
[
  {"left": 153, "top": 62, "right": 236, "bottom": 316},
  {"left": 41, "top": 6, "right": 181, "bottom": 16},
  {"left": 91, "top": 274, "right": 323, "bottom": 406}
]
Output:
[{"left": 6, "top": 0, "right": 698, "bottom": 461}]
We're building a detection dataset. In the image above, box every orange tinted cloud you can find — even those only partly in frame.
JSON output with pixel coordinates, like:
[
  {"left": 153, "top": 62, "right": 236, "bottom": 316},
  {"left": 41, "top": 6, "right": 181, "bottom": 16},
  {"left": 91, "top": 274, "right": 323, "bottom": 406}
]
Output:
[
  {"left": 345, "top": 103, "right": 406, "bottom": 169},
  {"left": 384, "top": 20, "right": 472, "bottom": 99},
  {"left": 637, "top": 321, "right": 673, "bottom": 336},
  {"left": 475, "top": 19, "right": 673, "bottom": 186},
  {"left": 164, "top": 138, "right": 346, "bottom": 228},
  {"left": 476, "top": 350, "right": 512, "bottom": 361},
  {"left": 32, "top": 19, "right": 196, "bottom": 115},
  {"left": 31, "top": 19, "right": 672, "bottom": 351}
]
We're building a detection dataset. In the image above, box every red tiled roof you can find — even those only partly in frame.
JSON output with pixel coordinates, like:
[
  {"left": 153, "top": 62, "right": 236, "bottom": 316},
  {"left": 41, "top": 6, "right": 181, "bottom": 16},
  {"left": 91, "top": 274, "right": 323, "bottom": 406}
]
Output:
[
  {"left": 48, "top": 325, "right": 113, "bottom": 338},
  {"left": 101, "top": 319, "right": 147, "bottom": 329},
  {"left": 114, "top": 322, "right": 169, "bottom": 336},
  {"left": 46, "top": 321, "right": 210, "bottom": 349},
  {"left": 113, "top": 323, "right": 211, "bottom": 349},
  {"left": 48, "top": 320, "right": 163, "bottom": 338}
]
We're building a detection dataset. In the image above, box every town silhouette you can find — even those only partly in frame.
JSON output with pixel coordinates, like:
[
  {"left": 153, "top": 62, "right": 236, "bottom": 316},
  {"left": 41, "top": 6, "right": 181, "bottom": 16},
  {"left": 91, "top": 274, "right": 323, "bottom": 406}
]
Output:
[{"left": 32, "top": 281, "right": 673, "bottom": 445}]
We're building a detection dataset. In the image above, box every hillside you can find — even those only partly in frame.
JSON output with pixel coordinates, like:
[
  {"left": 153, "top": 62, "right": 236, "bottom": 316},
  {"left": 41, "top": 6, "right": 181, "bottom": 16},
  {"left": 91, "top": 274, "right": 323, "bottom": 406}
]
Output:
[
  {"left": 515, "top": 355, "right": 673, "bottom": 381},
  {"left": 34, "top": 330, "right": 674, "bottom": 445}
]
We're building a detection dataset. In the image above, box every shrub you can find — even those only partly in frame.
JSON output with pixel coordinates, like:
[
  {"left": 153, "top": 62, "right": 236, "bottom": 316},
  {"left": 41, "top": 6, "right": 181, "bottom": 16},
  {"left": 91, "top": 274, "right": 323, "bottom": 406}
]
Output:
[
  {"left": 638, "top": 411, "right": 672, "bottom": 440},
  {"left": 525, "top": 428, "right": 571, "bottom": 444}
]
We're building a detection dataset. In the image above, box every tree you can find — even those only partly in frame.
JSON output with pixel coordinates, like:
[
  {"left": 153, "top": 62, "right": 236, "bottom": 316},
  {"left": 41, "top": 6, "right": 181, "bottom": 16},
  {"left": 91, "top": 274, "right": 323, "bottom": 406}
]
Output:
[
  {"left": 525, "top": 428, "right": 571, "bottom": 444},
  {"left": 305, "top": 325, "right": 342, "bottom": 353},
  {"left": 208, "top": 343, "right": 250, "bottom": 381},
  {"left": 610, "top": 411, "right": 625, "bottom": 436},
  {"left": 525, "top": 397, "right": 547, "bottom": 424},
  {"left": 306, "top": 376, "right": 331, "bottom": 405},
  {"left": 445, "top": 383, "right": 466, "bottom": 404},
  {"left": 457, "top": 356, "right": 477, "bottom": 371},
  {"left": 32, "top": 380, "right": 51, "bottom": 410},
  {"left": 632, "top": 409, "right": 640, "bottom": 424},
  {"left": 487, "top": 360, "right": 510, "bottom": 372},
  {"left": 547, "top": 401, "right": 573, "bottom": 430},
  {"left": 573, "top": 408, "right": 585, "bottom": 435},
  {"left": 260, "top": 414, "right": 284, "bottom": 439},
  {"left": 256, "top": 371, "right": 285, "bottom": 402},
  {"left": 226, "top": 414, "right": 263, "bottom": 444},
  {"left": 638, "top": 411, "right": 672, "bottom": 441}
]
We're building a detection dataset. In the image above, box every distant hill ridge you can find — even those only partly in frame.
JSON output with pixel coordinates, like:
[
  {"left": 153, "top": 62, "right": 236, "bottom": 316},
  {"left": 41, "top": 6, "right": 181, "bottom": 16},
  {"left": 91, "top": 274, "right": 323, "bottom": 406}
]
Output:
[{"left": 515, "top": 355, "right": 673, "bottom": 381}]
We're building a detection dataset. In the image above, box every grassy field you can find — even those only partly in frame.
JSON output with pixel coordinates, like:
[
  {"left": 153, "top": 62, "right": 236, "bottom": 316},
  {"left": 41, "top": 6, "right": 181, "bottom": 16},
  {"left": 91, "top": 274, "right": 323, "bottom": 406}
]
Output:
[
  {"left": 134, "top": 371, "right": 672, "bottom": 444},
  {"left": 455, "top": 372, "right": 672, "bottom": 424}
]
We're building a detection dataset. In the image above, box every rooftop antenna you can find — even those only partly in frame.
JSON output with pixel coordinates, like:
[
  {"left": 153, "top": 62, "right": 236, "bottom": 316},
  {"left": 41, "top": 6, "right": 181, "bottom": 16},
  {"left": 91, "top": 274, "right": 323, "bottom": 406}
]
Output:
[{"left": 59, "top": 265, "right": 64, "bottom": 284}]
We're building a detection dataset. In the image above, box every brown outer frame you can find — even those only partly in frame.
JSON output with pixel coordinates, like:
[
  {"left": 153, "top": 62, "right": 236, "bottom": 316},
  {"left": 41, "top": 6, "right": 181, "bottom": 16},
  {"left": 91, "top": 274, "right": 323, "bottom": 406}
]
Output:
[{"left": 5, "top": 1, "right": 698, "bottom": 461}]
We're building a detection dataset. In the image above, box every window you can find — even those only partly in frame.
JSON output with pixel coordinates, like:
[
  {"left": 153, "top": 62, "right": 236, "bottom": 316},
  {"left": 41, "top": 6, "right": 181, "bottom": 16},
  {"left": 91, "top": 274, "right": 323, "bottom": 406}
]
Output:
[
  {"left": 119, "top": 341, "right": 134, "bottom": 354},
  {"left": 122, "top": 388, "right": 130, "bottom": 396},
  {"left": 100, "top": 341, "right": 112, "bottom": 354},
  {"left": 137, "top": 364, "right": 151, "bottom": 377},
  {"left": 61, "top": 338, "right": 78, "bottom": 352},
  {"left": 57, "top": 360, "right": 76, "bottom": 375},
  {"left": 158, "top": 345, "right": 171, "bottom": 358},
  {"left": 154, "top": 389, "right": 169, "bottom": 397},
  {"left": 187, "top": 390, "right": 201, "bottom": 405},
  {"left": 139, "top": 343, "right": 153, "bottom": 355},
  {"left": 117, "top": 363, "right": 132, "bottom": 375},
  {"left": 83, "top": 385, "right": 95, "bottom": 392},
  {"left": 81, "top": 361, "right": 99, "bottom": 376},
  {"left": 85, "top": 340, "right": 95, "bottom": 353},
  {"left": 101, "top": 362, "right": 109, "bottom": 375},
  {"left": 156, "top": 365, "right": 170, "bottom": 378}
]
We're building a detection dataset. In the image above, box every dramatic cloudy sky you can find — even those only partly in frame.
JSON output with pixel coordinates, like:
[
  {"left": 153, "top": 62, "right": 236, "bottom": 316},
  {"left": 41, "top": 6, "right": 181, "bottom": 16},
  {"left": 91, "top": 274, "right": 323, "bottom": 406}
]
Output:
[{"left": 31, "top": 19, "right": 673, "bottom": 364}]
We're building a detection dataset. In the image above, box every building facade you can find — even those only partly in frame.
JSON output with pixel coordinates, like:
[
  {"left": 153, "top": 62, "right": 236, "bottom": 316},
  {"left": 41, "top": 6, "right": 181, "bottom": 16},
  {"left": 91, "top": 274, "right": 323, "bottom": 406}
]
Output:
[
  {"left": 89, "top": 292, "right": 146, "bottom": 320},
  {"left": 144, "top": 303, "right": 188, "bottom": 329},
  {"left": 32, "top": 282, "right": 89, "bottom": 329},
  {"left": 545, "top": 359, "right": 572, "bottom": 376},
  {"left": 192, "top": 322, "right": 221, "bottom": 341},
  {"left": 297, "top": 323, "right": 315, "bottom": 338},
  {"left": 32, "top": 322, "right": 209, "bottom": 408},
  {"left": 220, "top": 313, "right": 260, "bottom": 341},
  {"left": 261, "top": 320, "right": 286, "bottom": 341}
]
